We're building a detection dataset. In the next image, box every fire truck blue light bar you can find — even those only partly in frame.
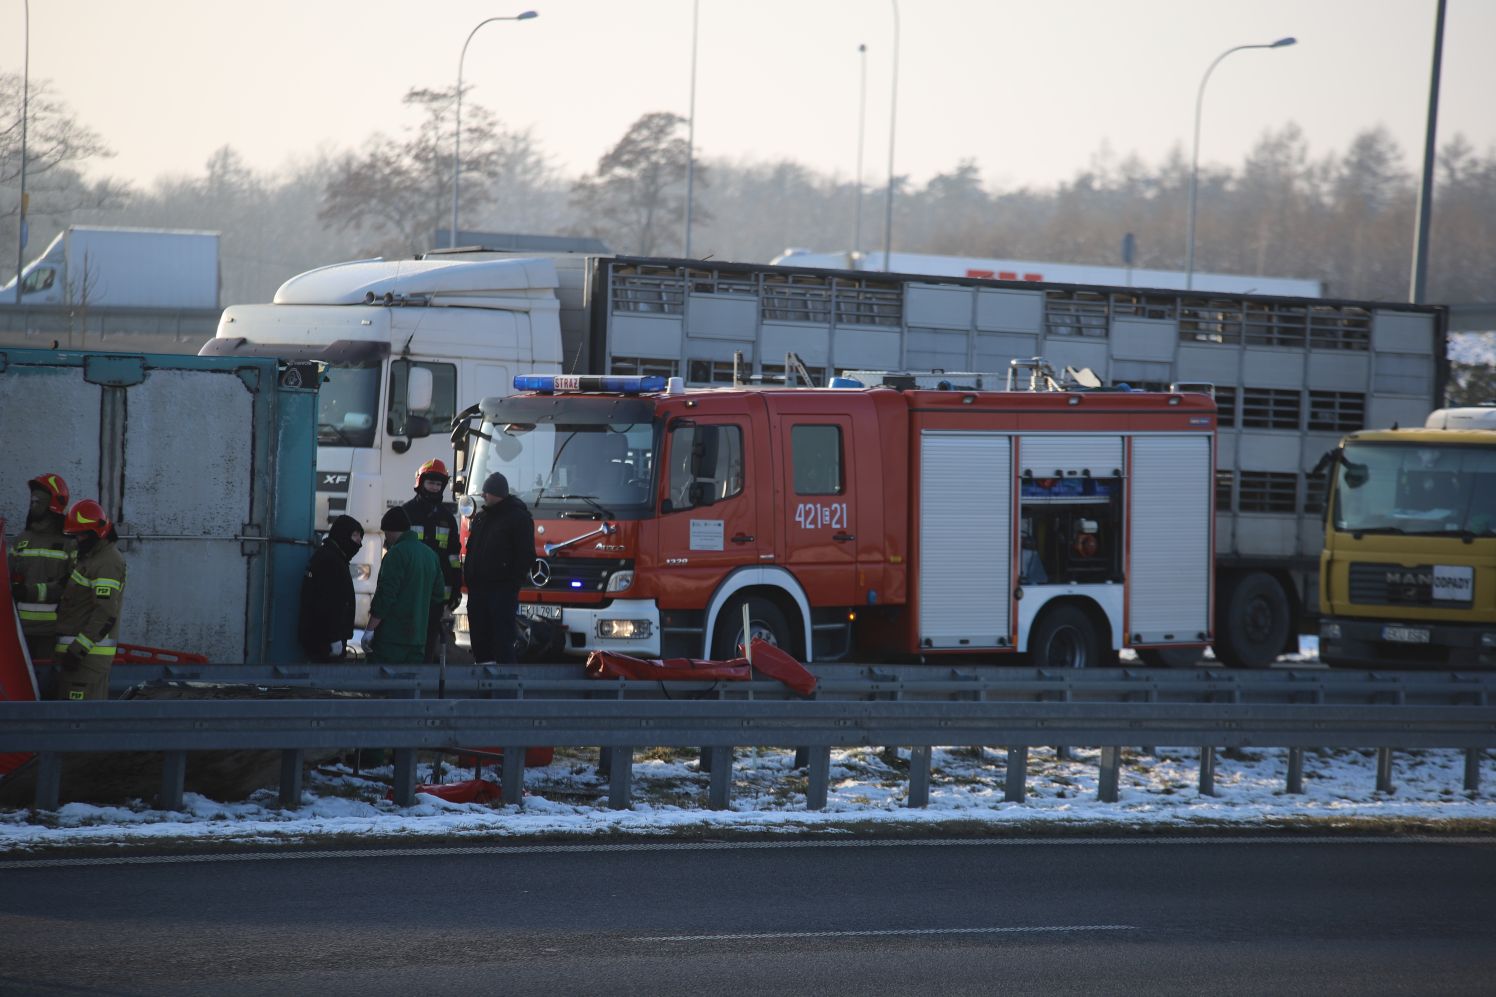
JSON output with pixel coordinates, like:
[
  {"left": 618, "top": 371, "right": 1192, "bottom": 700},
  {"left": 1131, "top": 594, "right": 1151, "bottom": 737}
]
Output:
[{"left": 513, "top": 374, "right": 668, "bottom": 395}]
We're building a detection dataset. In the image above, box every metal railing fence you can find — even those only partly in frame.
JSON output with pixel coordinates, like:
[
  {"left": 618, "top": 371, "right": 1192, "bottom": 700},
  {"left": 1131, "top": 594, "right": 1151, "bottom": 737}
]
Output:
[{"left": 2, "top": 695, "right": 1492, "bottom": 816}]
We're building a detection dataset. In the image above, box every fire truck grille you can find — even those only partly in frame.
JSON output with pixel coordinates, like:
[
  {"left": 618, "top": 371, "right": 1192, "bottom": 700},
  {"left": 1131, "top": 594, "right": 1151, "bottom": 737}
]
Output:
[{"left": 525, "top": 557, "right": 634, "bottom": 594}]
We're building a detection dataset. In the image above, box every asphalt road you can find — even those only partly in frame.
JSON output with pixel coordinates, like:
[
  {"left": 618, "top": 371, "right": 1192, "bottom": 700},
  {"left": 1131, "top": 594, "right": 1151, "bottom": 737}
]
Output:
[{"left": 2, "top": 836, "right": 1492, "bottom": 996}]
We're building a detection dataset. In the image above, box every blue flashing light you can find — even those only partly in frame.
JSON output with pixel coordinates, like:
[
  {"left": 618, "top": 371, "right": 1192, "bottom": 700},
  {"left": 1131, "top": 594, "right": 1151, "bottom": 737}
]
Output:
[
  {"left": 569, "top": 580, "right": 584, "bottom": 589},
  {"left": 828, "top": 376, "right": 865, "bottom": 389},
  {"left": 513, "top": 374, "right": 668, "bottom": 395}
]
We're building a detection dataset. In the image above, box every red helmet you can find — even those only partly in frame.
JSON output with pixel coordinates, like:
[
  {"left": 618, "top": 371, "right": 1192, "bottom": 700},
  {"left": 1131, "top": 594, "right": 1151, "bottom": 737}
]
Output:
[
  {"left": 415, "top": 458, "right": 449, "bottom": 487},
  {"left": 27, "top": 473, "right": 70, "bottom": 515},
  {"left": 64, "top": 499, "right": 113, "bottom": 539}
]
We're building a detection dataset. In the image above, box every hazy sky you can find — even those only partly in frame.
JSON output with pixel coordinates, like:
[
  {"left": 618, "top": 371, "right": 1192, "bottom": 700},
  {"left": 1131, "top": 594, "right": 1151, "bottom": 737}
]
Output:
[{"left": 9, "top": 1, "right": 1494, "bottom": 193}]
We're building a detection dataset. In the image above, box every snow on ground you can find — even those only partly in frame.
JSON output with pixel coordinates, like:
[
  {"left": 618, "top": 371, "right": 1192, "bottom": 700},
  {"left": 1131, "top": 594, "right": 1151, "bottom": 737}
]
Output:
[
  {"left": 2, "top": 637, "right": 1484, "bottom": 854},
  {"left": 3, "top": 741, "right": 1493, "bottom": 855}
]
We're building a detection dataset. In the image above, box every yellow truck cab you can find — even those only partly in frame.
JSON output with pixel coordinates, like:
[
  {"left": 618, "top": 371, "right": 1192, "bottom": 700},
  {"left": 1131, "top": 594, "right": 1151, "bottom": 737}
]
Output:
[{"left": 1318, "top": 406, "right": 1496, "bottom": 668}]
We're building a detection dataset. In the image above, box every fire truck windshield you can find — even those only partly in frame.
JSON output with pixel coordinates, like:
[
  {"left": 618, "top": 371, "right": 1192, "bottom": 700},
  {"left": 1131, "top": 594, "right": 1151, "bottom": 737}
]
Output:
[
  {"left": 1334, "top": 442, "right": 1496, "bottom": 536},
  {"left": 473, "top": 398, "right": 660, "bottom": 520}
]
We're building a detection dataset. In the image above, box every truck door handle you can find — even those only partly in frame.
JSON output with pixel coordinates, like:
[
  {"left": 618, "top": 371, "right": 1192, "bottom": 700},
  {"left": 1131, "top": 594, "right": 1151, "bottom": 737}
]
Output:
[
  {"left": 833, "top": 532, "right": 856, "bottom": 543},
  {"left": 731, "top": 533, "right": 756, "bottom": 544}
]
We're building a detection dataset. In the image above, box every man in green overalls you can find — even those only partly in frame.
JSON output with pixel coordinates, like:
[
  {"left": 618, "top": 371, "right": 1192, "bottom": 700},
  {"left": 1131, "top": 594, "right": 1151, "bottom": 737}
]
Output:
[{"left": 360, "top": 507, "right": 444, "bottom": 664}]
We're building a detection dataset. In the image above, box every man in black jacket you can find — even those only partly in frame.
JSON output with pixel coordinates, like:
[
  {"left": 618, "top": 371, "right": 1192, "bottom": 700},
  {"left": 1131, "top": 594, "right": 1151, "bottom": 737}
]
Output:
[
  {"left": 298, "top": 515, "right": 363, "bottom": 662},
  {"left": 401, "top": 458, "right": 463, "bottom": 662},
  {"left": 463, "top": 472, "right": 535, "bottom": 664}
]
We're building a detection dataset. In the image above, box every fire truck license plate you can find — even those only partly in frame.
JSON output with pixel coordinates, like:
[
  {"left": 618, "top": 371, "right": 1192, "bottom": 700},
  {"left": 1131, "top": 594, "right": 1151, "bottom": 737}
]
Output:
[
  {"left": 520, "top": 604, "right": 562, "bottom": 622},
  {"left": 1382, "top": 625, "right": 1430, "bottom": 644}
]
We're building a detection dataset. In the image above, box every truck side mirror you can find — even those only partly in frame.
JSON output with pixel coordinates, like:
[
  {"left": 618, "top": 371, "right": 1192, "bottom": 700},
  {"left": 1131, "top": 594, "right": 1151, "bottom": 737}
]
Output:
[
  {"left": 406, "top": 365, "right": 434, "bottom": 413},
  {"left": 688, "top": 481, "right": 714, "bottom": 507}
]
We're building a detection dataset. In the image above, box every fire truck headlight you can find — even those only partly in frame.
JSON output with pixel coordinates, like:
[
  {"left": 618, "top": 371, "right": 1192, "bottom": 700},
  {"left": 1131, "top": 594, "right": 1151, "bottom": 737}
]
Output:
[
  {"left": 457, "top": 495, "right": 477, "bottom": 518},
  {"left": 350, "top": 564, "right": 372, "bottom": 581},
  {"left": 1320, "top": 623, "right": 1341, "bottom": 641},
  {"left": 597, "top": 619, "right": 652, "bottom": 640},
  {"left": 605, "top": 570, "right": 635, "bottom": 593}
]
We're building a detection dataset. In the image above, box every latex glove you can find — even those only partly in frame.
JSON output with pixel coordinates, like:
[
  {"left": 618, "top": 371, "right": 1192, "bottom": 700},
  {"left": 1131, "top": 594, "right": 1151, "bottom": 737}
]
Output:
[{"left": 359, "top": 629, "right": 375, "bottom": 653}]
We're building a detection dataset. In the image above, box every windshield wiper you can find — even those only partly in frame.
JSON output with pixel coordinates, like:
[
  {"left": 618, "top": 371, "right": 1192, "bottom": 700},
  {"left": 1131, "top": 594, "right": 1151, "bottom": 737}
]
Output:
[
  {"left": 532, "top": 430, "right": 581, "bottom": 510},
  {"left": 1348, "top": 526, "right": 1407, "bottom": 538},
  {"left": 559, "top": 494, "right": 614, "bottom": 519}
]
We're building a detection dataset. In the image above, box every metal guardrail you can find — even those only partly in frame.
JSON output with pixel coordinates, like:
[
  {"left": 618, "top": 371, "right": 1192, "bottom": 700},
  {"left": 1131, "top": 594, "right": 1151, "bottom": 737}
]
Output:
[
  {"left": 2, "top": 696, "right": 1492, "bottom": 816},
  {"left": 105, "top": 663, "right": 1496, "bottom": 706}
]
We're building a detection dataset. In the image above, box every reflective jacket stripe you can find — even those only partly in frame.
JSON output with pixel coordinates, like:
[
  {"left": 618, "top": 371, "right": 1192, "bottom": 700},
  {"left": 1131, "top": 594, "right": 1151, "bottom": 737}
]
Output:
[
  {"left": 15, "top": 547, "right": 69, "bottom": 560},
  {"left": 69, "top": 569, "right": 123, "bottom": 593},
  {"left": 17, "top": 601, "right": 58, "bottom": 622},
  {"left": 54, "top": 635, "right": 117, "bottom": 658}
]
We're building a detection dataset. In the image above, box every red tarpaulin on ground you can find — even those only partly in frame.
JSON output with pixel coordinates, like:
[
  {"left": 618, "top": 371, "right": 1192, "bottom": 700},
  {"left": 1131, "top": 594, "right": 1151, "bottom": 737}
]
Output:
[{"left": 585, "top": 638, "right": 817, "bottom": 696}]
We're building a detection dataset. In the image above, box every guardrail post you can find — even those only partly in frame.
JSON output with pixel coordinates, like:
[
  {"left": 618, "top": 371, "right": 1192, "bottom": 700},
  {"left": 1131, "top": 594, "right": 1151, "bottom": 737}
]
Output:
[
  {"left": 1005, "top": 747, "right": 1028, "bottom": 803},
  {"left": 392, "top": 749, "right": 417, "bottom": 806},
  {"left": 1098, "top": 746, "right": 1120, "bottom": 802},
  {"left": 698, "top": 746, "right": 713, "bottom": 773},
  {"left": 1464, "top": 749, "right": 1481, "bottom": 795},
  {"left": 1376, "top": 748, "right": 1394, "bottom": 794},
  {"left": 34, "top": 751, "right": 62, "bottom": 812},
  {"left": 598, "top": 746, "right": 613, "bottom": 778},
  {"left": 159, "top": 751, "right": 187, "bottom": 811},
  {"left": 907, "top": 745, "right": 931, "bottom": 808},
  {"left": 806, "top": 747, "right": 830, "bottom": 810},
  {"left": 502, "top": 747, "right": 526, "bottom": 809},
  {"left": 279, "top": 749, "right": 305, "bottom": 809},
  {"left": 1198, "top": 746, "right": 1215, "bottom": 797},
  {"left": 793, "top": 747, "right": 810, "bottom": 769},
  {"left": 1286, "top": 748, "right": 1304, "bottom": 795},
  {"left": 608, "top": 747, "right": 633, "bottom": 810},
  {"left": 707, "top": 746, "right": 732, "bottom": 810}
]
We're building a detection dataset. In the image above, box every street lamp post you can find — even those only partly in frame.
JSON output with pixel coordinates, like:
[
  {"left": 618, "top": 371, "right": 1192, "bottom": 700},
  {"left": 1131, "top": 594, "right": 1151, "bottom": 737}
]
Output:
[
  {"left": 450, "top": 10, "right": 538, "bottom": 249},
  {"left": 683, "top": 0, "right": 699, "bottom": 258},
  {"left": 1184, "top": 35, "right": 1295, "bottom": 290},
  {"left": 14, "top": 0, "right": 29, "bottom": 304},
  {"left": 853, "top": 42, "right": 867, "bottom": 263},
  {"left": 881, "top": 0, "right": 899, "bottom": 272}
]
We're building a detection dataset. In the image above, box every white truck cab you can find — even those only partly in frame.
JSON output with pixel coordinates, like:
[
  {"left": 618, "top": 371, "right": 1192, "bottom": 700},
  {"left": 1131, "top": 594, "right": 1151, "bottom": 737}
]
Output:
[{"left": 201, "top": 256, "right": 563, "bottom": 621}]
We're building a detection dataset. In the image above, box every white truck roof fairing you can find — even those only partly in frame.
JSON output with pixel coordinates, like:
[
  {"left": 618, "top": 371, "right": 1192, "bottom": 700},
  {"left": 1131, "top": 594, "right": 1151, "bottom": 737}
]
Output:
[{"left": 274, "top": 257, "right": 560, "bottom": 307}]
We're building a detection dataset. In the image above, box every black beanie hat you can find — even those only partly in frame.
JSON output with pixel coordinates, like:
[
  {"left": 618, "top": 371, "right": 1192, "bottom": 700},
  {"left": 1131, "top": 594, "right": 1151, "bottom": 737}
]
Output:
[
  {"left": 482, "top": 472, "right": 509, "bottom": 498},
  {"left": 380, "top": 507, "right": 411, "bottom": 532}
]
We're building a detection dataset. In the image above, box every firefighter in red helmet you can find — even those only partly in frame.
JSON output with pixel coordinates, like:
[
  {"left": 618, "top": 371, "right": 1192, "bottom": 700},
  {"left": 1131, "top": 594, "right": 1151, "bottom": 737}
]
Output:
[
  {"left": 9, "top": 473, "right": 76, "bottom": 681},
  {"left": 401, "top": 458, "right": 462, "bottom": 661},
  {"left": 52, "top": 499, "right": 127, "bottom": 701}
]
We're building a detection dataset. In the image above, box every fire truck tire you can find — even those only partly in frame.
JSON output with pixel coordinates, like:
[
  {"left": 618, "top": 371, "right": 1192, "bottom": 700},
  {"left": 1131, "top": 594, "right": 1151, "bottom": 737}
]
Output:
[
  {"left": 1029, "top": 604, "right": 1102, "bottom": 668},
  {"left": 1214, "top": 571, "right": 1290, "bottom": 669},
  {"left": 712, "top": 595, "right": 796, "bottom": 661}
]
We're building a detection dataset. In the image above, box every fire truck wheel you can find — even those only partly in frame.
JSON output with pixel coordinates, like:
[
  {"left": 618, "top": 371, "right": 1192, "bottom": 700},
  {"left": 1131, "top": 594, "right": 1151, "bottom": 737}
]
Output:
[
  {"left": 1214, "top": 571, "right": 1290, "bottom": 669},
  {"left": 1029, "top": 604, "right": 1102, "bottom": 668},
  {"left": 713, "top": 596, "right": 795, "bottom": 660}
]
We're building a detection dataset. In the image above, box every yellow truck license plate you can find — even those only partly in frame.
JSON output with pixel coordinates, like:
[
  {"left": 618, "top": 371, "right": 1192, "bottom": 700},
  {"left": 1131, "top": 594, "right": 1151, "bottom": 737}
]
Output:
[{"left": 1382, "top": 625, "right": 1430, "bottom": 644}]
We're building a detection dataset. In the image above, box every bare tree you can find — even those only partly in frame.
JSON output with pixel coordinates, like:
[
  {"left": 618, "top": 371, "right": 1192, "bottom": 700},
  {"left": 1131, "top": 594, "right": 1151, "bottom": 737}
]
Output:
[
  {"left": 0, "top": 74, "right": 127, "bottom": 271},
  {"left": 572, "top": 112, "right": 698, "bottom": 256},
  {"left": 319, "top": 86, "right": 549, "bottom": 257}
]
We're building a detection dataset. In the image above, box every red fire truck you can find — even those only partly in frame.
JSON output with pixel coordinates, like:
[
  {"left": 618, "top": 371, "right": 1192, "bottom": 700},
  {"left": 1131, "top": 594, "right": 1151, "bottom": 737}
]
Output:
[{"left": 454, "top": 362, "right": 1217, "bottom": 667}]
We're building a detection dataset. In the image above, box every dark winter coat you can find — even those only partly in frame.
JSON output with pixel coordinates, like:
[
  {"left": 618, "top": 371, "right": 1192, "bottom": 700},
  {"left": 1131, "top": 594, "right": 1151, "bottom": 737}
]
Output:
[
  {"left": 298, "top": 515, "right": 361, "bottom": 661},
  {"left": 401, "top": 491, "right": 462, "bottom": 606},
  {"left": 463, "top": 496, "right": 536, "bottom": 593}
]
